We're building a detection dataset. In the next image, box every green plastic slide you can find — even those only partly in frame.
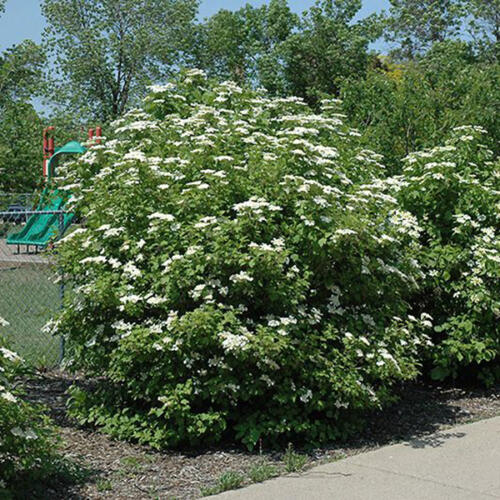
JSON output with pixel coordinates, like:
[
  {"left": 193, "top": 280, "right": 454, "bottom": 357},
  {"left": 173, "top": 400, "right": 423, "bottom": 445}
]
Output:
[
  {"left": 6, "top": 189, "right": 74, "bottom": 248},
  {"left": 6, "top": 140, "right": 86, "bottom": 248}
]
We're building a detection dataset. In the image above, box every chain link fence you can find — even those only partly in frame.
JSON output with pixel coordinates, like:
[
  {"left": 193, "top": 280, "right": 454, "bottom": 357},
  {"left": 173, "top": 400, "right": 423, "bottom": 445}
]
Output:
[
  {"left": 0, "top": 192, "right": 65, "bottom": 367},
  {"left": 0, "top": 192, "right": 37, "bottom": 212}
]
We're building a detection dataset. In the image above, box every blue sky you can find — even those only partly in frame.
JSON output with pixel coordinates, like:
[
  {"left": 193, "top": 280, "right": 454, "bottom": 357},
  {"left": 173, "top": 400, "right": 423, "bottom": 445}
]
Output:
[{"left": 0, "top": 0, "right": 390, "bottom": 51}]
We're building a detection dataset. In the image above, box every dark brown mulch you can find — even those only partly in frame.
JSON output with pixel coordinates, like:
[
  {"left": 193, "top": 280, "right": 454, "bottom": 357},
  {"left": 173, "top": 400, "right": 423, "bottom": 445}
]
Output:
[{"left": 23, "top": 371, "right": 500, "bottom": 499}]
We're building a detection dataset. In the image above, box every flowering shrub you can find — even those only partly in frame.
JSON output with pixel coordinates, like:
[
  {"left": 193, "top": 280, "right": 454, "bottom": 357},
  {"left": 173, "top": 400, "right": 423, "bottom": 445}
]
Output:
[
  {"left": 53, "top": 70, "right": 432, "bottom": 449},
  {"left": 0, "top": 318, "right": 58, "bottom": 494},
  {"left": 393, "top": 127, "right": 500, "bottom": 385}
]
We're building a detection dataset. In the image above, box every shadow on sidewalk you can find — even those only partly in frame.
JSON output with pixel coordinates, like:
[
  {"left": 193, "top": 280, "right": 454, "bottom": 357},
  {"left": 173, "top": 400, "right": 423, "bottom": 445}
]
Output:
[
  {"left": 407, "top": 431, "right": 466, "bottom": 449},
  {"left": 315, "top": 381, "right": 499, "bottom": 458}
]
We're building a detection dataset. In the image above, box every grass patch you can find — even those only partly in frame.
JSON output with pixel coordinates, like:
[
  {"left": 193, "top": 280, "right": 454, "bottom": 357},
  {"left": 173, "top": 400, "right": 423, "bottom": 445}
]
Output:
[
  {"left": 248, "top": 461, "right": 279, "bottom": 483},
  {"left": 116, "top": 455, "right": 152, "bottom": 478},
  {"left": 200, "top": 471, "right": 245, "bottom": 497},
  {"left": 96, "top": 479, "right": 113, "bottom": 492},
  {"left": 200, "top": 446, "right": 309, "bottom": 496},
  {"left": 0, "top": 262, "right": 61, "bottom": 366},
  {"left": 119, "top": 455, "right": 144, "bottom": 471},
  {"left": 283, "top": 444, "right": 308, "bottom": 473}
]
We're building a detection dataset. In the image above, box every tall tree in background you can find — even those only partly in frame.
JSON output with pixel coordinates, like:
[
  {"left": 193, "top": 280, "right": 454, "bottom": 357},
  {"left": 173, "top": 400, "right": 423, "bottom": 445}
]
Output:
[
  {"left": 41, "top": 0, "right": 199, "bottom": 122},
  {"left": 195, "top": 0, "right": 381, "bottom": 102},
  {"left": 193, "top": 0, "right": 298, "bottom": 94},
  {"left": 0, "top": 103, "right": 42, "bottom": 193},
  {"left": 467, "top": 0, "right": 499, "bottom": 60},
  {"left": 0, "top": 41, "right": 45, "bottom": 105},
  {"left": 384, "top": 0, "right": 465, "bottom": 60},
  {"left": 341, "top": 40, "right": 499, "bottom": 171},
  {"left": 279, "top": 0, "right": 381, "bottom": 101},
  {"left": 0, "top": 5, "right": 45, "bottom": 193},
  {"left": 194, "top": 9, "right": 251, "bottom": 84}
]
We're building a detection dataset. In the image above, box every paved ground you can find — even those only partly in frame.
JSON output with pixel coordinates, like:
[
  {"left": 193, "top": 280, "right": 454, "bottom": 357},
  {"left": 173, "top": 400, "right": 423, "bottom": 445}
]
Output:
[{"left": 215, "top": 417, "right": 500, "bottom": 500}]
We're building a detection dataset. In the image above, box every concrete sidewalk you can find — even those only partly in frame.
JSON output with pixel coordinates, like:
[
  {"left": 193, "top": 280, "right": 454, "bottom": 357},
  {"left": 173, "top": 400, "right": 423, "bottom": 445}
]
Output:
[{"left": 215, "top": 417, "right": 500, "bottom": 499}]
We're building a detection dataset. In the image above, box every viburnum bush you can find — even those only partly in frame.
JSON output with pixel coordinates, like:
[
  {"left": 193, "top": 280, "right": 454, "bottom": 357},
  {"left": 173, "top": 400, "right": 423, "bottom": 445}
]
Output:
[
  {"left": 0, "top": 318, "right": 58, "bottom": 495},
  {"left": 392, "top": 127, "right": 500, "bottom": 386},
  {"left": 53, "top": 70, "right": 432, "bottom": 449}
]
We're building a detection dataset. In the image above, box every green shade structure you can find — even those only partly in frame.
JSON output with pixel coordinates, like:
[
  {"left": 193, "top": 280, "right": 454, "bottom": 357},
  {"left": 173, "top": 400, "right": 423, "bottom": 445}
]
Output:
[{"left": 47, "top": 140, "right": 87, "bottom": 180}]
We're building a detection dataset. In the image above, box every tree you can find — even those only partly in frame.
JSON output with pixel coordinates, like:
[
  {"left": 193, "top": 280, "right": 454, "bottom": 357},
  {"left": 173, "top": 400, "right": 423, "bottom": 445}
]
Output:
[
  {"left": 0, "top": 102, "right": 42, "bottom": 193},
  {"left": 0, "top": 5, "right": 45, "bottom": 106},
  {"left": 194, "top": 0, "right": 381, "bottom": 102},
  {"left": 41, "top": 0, "right": 199, "bottom": 122},
  {"left": 193, "top": 0, "right": 298, "bottom": 94},
  {"left": 0, "top": 7, "right": 45, "bottom": 193},
  {"left": 279, "top": 0, "right": 382, "bottom": 102},
  {"left": 341, "top": 41, "right": 499, "bottom": 172},
  {"left": 384, "top": 0, "right": 465, "bottom": 60},
  {"left": 467, "top": 0, "right": 499, "bottom": 60},
  {"left": 0, "top": 41, "right": 45, "bottom": 106}
]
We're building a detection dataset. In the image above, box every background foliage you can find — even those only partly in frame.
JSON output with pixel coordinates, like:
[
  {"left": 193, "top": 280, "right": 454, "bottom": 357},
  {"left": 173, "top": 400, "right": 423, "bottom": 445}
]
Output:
[
  {"left": 41, "top": 0, "right": 199, "bottom": 122},
  {"left": 341, "top": 41, "right": 499, "bottom": 172},
  {"left": 0, "top": 39, "right": 45, "bottom": 193}
]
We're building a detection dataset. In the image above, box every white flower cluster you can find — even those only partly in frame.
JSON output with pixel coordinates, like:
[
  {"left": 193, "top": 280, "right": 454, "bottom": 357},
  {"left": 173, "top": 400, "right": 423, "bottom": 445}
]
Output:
[
  {"left": 0, "top": 347, "right": 21, "bottom": 362},
  {"left": 218, "top": 331, "right": 250, "bottom": 353},
  {"left": 230, "top": 271, "right": 254, "bottom": 283},
  {"left": 233, "top": 197, "right": 283, "bottom": 215},
  {"left": 249, "top": 238, "right": 285, "bottom": 252},
  {"left": 0, "top": 387, "right": 17, "bottom": 403}
]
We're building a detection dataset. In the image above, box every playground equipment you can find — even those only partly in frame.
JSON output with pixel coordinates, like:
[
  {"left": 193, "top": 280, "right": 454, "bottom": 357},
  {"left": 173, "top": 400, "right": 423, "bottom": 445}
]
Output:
[{"left": 6, "top": 127, "right": 101, "bottom": 250}]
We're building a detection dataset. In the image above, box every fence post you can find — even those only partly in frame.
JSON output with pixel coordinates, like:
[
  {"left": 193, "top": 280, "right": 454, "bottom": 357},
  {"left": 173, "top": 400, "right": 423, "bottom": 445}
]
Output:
[{"left": 58, "top": 212, "right": 65, "bottom": 364}]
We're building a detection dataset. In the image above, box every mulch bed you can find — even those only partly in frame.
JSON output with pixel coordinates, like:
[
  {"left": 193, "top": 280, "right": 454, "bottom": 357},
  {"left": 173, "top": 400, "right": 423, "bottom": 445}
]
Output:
[{"left": 23, "top": 371, "right": 500, "bottom": 499}]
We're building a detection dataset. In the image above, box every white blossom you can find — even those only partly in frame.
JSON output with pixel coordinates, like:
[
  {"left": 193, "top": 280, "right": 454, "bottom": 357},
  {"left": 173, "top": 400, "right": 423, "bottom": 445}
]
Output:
[
  {"left": 0, "top": 347, "right": 20, "bottom": 362},
  {"left": 230, "top": 271, "right": 254, "bottom": 283},
  {"left": 148, "top": 213, "right": 175, "bottom": 221},
  {"left": 80, "top": 256, "right": 107, "bottom": 265},
  {"left": 218, "top": 331, "right": 249, "bottom": 352}
]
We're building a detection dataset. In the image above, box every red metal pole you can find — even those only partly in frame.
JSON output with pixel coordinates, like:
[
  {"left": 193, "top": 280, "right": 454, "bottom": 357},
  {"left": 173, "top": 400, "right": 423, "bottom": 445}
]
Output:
[
  {"left": 96, "top": 126, "right": 102, "bottom": 144},
  {"left": 43, "top": 126, "right": 55, "bottom": 178},
  {"left": 48, "top": 136, "right": 55, "bottom": 157},
  {"left": 43, "top": 132, "right": 48, "bottom": 178}
]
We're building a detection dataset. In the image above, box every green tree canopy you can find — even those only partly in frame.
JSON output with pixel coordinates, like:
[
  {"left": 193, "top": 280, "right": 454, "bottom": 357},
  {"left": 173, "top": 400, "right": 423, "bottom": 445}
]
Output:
[
  {"left": 384, "top": 0, "right": 465, "bottom": 60},
  {"left": 193, "top": 0, "right": 298, "bottom": 94},
  {"left": 0, "top": 102, "right": 42, "bottom": 193},
  {"left": 279, "top": 0, "right": 382, "bottom": 101},
  {"left": 41, "top": 0, "right": 199, "bottom": 122},
  {"left": 341, "top": 40, "right": 499, "bottom": 171},
  {"left": 0, "top": 7, "right": 45, "bottom": 193},
  {"left": 0, "top": 40, "right": 45, "bottom": 107},
  {"left": 466, "top": 0, "right": 499, "bottom": 60},
  {"left": 194, "top": 0, "right": 382, "bottom": 102}
]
